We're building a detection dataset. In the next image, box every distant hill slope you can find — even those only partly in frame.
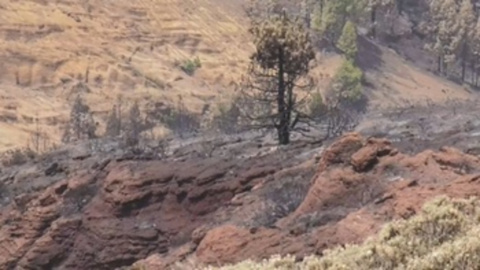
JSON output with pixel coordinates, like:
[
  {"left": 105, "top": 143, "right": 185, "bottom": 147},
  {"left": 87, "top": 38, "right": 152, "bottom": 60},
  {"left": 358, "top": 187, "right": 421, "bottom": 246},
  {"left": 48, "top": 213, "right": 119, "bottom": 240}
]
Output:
[
  {"left": 0, "top": 0, "right": 474, "bottom": 151},
  {"left": 356, "top": 37, "right": 473, "bottom": 108},
  {"left": 0, "top": 0, "right": 252, "bottom": 151}
]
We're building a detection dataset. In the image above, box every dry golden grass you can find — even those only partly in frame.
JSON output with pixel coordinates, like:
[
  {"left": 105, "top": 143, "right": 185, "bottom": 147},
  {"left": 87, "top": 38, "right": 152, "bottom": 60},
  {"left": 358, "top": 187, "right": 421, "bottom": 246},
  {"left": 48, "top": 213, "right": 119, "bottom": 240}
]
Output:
[
  {"left": 189, "top": 195, "right": 480, "bottom": 270},
  {"left": 0, "top": 0, "right": 252, "bottom": 151},
  {"left": 0, "top": 0, "right": 474, "bottom": 151},
  {"left": 364, "top": 46, "right": 473, "bottom": 109}
]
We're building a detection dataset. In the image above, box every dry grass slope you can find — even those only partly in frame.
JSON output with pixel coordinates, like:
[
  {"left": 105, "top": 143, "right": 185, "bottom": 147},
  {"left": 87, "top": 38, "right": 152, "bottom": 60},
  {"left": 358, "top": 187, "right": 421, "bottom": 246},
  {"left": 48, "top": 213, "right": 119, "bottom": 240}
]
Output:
[
  {"left": 187, "top": 196, "right": 480, "bottom": 270},
  {"left": 0, "top": 0, "right": 475, "bottom": 151},
  {"left": 0, "top": 0, "right": 252, "bottom": 151}
]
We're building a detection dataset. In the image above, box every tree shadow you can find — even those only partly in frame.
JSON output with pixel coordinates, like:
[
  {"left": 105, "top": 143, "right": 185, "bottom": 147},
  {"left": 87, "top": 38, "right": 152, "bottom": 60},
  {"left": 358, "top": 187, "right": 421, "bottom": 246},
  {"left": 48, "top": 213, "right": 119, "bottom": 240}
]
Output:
[{"left": 356, "top": 35, "right": 383, "bottom": 72}]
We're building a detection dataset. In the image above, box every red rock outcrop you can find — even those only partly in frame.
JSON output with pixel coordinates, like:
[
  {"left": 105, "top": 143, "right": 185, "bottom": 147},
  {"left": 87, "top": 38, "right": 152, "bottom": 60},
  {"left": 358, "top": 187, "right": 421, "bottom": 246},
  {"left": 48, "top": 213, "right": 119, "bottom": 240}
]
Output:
[
  {"left": 190, "top": 133, "right": 480, "bottom": 267},
  {"left": 3, "top": 132, "right": 480, "bottom": 269},
  {"left": 0, "top": 140, "right": 313, "bottom": 269}
]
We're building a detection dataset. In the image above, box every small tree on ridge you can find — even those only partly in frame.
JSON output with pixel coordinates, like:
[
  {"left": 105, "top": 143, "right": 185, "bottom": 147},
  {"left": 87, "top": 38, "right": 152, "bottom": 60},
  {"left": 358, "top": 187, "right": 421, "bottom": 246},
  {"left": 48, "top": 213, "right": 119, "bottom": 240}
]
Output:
[{"left": 239, "top": 11, "right": 316, "bottom": 145}]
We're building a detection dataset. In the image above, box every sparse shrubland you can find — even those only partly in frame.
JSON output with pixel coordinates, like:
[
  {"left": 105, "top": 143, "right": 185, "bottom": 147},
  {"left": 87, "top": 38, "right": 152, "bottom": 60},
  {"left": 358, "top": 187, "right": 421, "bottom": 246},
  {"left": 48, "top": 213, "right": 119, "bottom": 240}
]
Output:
[
  {"left": 307, "top": 91, "right": 327, "bottom": 122},
  {"left": 102, "top": 98, "right": 172, "bottom": 156},
  {"left": 62, "top": 95, "right": 97, "bottom": 143},
  {"left": 209, "top": 98, "right": 242, "bottom": 135},
  {"left": 1, "top": 116, "right": 57, "bottom": 167},
  {"left": 105, "top": 98, "right": 123, "bottom": 138},
  {"left": 102, "top": 94, "right": 201, "bottom": 155},
  {"left": 0, "top": 147, "right": 36, "bottom": 167},
  {"left": 192, "top": 196, "right": 480, "bottom": 270},
  {"left": 124, "top": 101, "right": 147, "bottom": 148},
  {"left": 157, "top": 96, "right": 201, "bottom": 138}
]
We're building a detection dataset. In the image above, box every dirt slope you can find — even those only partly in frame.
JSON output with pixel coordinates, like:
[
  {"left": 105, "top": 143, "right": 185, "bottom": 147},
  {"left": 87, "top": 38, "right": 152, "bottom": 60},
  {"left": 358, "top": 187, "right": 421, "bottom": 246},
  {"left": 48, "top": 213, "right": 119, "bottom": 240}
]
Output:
[{"left": 0, "top": 0, "right": 475, "bottom": 152}]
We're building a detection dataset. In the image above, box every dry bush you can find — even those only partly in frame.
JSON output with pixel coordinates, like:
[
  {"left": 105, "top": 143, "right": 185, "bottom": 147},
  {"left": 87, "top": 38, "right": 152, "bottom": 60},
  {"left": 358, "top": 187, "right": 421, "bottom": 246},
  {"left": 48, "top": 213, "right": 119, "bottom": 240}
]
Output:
[
  {"left": 180, "top": 57, "right": 202, "bottom": 76},
  {"left": 1, "top": 147, "right": 36, "bottom": 167},
  {"left": 123, "top": 101, "right": 146, "bottom": 148},
  {"left": 191, "top": 195, "right": 480, "bottom": 270},
  {"left": 105, "top": 103, "right": 122, "bottom": 138},
  {"left": 209, "top": 97, "right": 243, "bottom": 134},
  {"left": 158, "top": 97, "right": 201, "bottom": 138},
  {"left": 308, "top": 91, "right": 328, "bottom": 122},
  {"left": 62, "top": 95, "right": 97, "bottom": 143},
  {"left": 253, "top": 180, "right": 310, "bottom": 227},
  {"left": 303, "top": 90, "right": 361, "bottom": 142},
  {"left": 103, "top": 99, "right": 168, "bottom": 156}
]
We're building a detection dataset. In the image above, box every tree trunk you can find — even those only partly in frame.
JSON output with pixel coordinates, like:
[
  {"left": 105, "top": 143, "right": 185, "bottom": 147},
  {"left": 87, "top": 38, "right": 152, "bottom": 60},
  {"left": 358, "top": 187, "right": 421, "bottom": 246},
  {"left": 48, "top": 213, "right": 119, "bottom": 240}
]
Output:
[
  {"left": 371, "top": 6, "right": 377, "bottom": 38},
  {"left": 475, "top": 65, "right": 478, "bottom": 87},
  {"left": 470, "top": 59, "right": 474, "bottom": 84},
  {"left": 438, "top": 55, "right": 442, "bottom": 73},
  {"left": 475, "top": 57, "right": 478, "bottom": 87},
  {"left": 397, "top": 0, "right": 404, "bottom": 14},
  {"left": 440, "top": 54, "right": 446, "bottom": 76},
  {"left": 461, "top": 43, "right": 468, "bottom": 82},
  {"left": 277, "top": 47, "right": 290, "bottom": 145}
]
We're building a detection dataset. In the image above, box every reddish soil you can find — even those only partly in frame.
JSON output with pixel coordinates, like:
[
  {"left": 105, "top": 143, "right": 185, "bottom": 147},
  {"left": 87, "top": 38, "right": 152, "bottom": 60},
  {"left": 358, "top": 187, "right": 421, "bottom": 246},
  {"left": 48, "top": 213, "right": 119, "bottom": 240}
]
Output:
[{"left": 187, "top": 133, "right": 480, "bottom": 268}]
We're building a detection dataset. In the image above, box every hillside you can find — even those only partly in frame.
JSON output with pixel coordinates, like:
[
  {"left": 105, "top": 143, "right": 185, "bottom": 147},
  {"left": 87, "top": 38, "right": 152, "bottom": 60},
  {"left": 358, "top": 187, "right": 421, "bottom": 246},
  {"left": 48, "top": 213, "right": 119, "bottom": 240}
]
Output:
[
  {"left": 0, "top": 0, "right": 252, "bottom": 151},
  {"left": 2, "top": 1, "right": 480, "bottom": 269},
  {"left": 2, "top": 98, "right": 480, "bottom": 269},
  {"left": 0, "top": 0, "right": 475, "bottom": 152}
]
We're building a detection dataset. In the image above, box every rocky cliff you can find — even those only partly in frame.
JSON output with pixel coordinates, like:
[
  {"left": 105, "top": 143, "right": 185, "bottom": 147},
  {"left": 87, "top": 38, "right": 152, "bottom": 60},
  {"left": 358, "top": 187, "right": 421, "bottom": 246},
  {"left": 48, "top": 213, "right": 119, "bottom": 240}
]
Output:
[{"left": 2, "top": 118, "right": 480, "bottom": 269}]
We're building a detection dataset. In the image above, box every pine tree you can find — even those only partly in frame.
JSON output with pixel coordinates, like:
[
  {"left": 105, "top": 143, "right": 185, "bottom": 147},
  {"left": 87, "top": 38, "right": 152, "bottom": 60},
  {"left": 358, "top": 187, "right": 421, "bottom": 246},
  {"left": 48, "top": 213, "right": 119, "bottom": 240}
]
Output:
[
  {"left": 313, "top": 0, "right": 362, "bottom": 44},
  {"left": 366, "top": 0, "right": 395, "bottom": 37},
  {"left": 428, "top": 0, "right": 462, "bottom": 75},
  {"left": 300, "top": 0, "right": 312, "bottom": 28},
  {"left": 331, "top": 59, "right": 363, "bottom": 104},
  {"left": 105, "top": 104, "right": 121, "bottom": 137},
  {"left": 458, "top": 0, "right": 476, "bottom": 82},
  {"left": 124, "top": 101, "right": 143, "bottom": 147},
  {"left": 337, "top": 20, "right": 358, "bottom": 60},
  {"left": 245, "top": 0, "right": 282, "bottom": 22},
  {"left": 308, "top": 90, "right": 327, "bottom": 122},
  {"left": 471, "top": 18, "right": 480, "bottom": 86},
  {"left": 240, "top": 11, "right": 316, "bottom": 145},
  {"left": 62, "top": 95, "right": 96, "bottom": 143}
]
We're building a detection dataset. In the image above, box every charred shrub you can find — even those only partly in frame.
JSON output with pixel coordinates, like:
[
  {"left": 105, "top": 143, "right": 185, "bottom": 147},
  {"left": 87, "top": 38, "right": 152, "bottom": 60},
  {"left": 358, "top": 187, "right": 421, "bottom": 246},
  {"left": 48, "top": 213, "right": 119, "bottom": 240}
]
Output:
[{"left": 1, "top": 147, "right": 37, "bottom": 167}]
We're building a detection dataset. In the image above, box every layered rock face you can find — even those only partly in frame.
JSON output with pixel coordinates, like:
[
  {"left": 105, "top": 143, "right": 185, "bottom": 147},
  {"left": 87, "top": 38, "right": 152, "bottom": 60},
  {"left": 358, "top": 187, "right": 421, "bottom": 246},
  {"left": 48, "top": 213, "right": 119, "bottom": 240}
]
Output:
[
  {"left": 2, "top": 132, "right": 480, "bottom": 269},
  {"left": 0, "top": 135, "right": 319, "bottom": 269}
]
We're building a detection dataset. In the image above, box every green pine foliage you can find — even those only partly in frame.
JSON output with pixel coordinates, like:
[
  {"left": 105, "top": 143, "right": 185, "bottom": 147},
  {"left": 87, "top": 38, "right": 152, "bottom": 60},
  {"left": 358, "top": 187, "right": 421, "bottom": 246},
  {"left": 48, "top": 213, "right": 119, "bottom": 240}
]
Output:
[
  {"left": 312, "top": 0, "right": 364, "bottom": 43},
  {"left": 337, "top": 20, "right": 358, "bottom": 60},
  {"left": 331, "top": 59, "right": 363, "bottom": 103},
  {"left": 241, "top": 11, "right": 315, "bottom": 145}
]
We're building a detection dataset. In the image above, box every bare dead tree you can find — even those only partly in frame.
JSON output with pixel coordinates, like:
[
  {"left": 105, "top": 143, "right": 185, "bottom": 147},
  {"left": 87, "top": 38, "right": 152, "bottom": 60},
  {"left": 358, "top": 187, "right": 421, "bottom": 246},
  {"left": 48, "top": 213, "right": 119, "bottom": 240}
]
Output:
[
  {"left": 320, "top": 97, "right": 361, "bottom": 138},
  {"left": 124, "top": 101, "right": 144, "bottom": 148}
]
